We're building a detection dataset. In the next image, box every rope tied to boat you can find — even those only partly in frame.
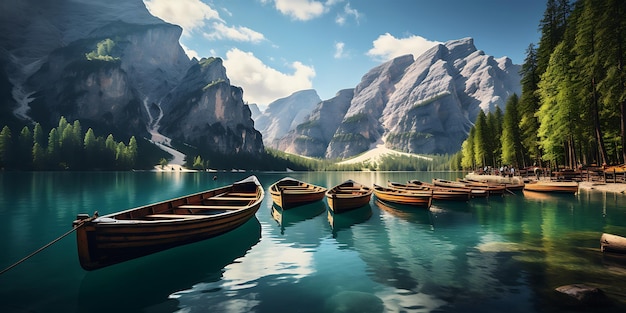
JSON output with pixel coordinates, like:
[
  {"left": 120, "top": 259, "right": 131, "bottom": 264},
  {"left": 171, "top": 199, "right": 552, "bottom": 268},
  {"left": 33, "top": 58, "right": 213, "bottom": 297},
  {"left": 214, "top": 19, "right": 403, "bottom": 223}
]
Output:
[{"left": 0, "top": 212, "right": 98, "bottom": 276}]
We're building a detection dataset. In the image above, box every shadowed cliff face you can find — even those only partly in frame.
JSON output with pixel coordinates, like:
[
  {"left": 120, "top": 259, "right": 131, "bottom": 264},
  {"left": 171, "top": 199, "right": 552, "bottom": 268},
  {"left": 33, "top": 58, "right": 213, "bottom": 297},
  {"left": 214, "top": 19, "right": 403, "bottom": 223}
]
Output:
[
  {"left": 272, "top": 38, "right": 521, "bottom": 158},
  {"left": 0, "top": 0, "right": 263, "bottom": 156}
]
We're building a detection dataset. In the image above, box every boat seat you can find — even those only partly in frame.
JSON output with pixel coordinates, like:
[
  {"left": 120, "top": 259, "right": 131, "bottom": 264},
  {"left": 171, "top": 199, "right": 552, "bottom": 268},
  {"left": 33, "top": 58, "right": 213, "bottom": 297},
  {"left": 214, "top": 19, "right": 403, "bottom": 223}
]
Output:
[
  {"left": 207, "top": 197, "right": 257, "bottom": 201},
  {"left": 145, "top": 214, "right": 206, "bottom": 219},
  {"left": 178, "top": 204, "right": 243, "bottom": 209}
]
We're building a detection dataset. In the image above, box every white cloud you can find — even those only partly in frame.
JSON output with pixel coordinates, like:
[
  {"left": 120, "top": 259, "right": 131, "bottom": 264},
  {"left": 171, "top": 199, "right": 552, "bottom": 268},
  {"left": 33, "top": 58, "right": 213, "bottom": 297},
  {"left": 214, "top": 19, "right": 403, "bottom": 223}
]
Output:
[
  {"left": 270, "top": 0, "right": 330, "bottom": 21},
  {"left": 204, "top": 22, "right": 265, "bottom": 43},
  {"left": 334, "top": 42, "right": 346, "bottom": 59},
  {"left": 367, "top": 33, "right": 441, "bottom": 62},
  {"left": 336, "top": 3, "right": 360, "bottom": 26},
  {"left": 143, "top": 0, "right": 222, "bottom": 35},
  {"left": 223, "top": 48, "right": 315, "bottom": 105}
]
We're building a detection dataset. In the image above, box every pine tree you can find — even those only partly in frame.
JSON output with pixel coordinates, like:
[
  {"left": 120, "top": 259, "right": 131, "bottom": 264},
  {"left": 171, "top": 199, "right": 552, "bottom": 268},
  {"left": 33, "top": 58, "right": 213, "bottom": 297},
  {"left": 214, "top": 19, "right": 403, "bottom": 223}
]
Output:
[
  {"left": 127, "top": 136, "right": 138, "bottom": 168},
  {"left": 519, "top": 44, "right": 542, "bottom": 166},
  {"left": 595, "top": 0, "right": 626, "bottom": 163},
  {"left": 33, "top": 123, "right": 45, "bottom": 149},
  {"left": 537, "top": 41, "right": 579, "bottom": 167},
  {"left": 461, "top": 128, "right": 476, "bottom": 170},
  {"left": 47, "top": 128, "right": 60, "bottom": 169},
  {"left": 473, "top": 111, "right": 489, "bottom": 167},
  {"left": 501, "top": 94, "right": 523, "bottom": 166},
  {"left": 32, "top": 142, "right": 45, "bottom": 170},
  {"left": 83, "top": 128, "right": 98, "bottom": 169},
  {"left": 0, "top": 126, "right": 13, "bottom": 169},
  {"left": 573, "top": 0, "right": 609, "bottom": 165},
  {"left": 18, "top": 126, "right": 33, "bottom": 170}
]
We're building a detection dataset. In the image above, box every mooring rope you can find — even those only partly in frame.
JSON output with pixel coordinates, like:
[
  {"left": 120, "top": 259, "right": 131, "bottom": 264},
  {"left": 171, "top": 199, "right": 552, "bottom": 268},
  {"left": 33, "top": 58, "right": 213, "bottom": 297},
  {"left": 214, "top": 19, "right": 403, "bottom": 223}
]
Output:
[{"left": 0, "top": 215, "right": 94, "bottom": 276}]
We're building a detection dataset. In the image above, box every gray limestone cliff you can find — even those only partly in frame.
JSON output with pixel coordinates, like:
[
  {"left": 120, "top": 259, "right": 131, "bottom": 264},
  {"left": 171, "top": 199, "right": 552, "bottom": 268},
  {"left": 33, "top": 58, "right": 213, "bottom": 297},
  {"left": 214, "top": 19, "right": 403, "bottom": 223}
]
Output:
[
  {"left": 273, "top": 38, "right": 521, "bottom": 158},
  {"left": 0, "top": 0, "right": 263, "bottom": 157}
]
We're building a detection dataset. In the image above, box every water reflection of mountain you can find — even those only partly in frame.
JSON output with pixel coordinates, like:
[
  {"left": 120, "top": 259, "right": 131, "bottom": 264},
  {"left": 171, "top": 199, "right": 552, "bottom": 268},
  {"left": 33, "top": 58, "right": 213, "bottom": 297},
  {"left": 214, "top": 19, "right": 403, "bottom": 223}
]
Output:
[
  {"left": 270, "top": 201, "right": 326, "bottom": 235},
  {"left": 330, "top": 200, "right": 538, "bottom": 311},
  {"left": 78, "top": 218, "right": 262, "bottom": 313}
]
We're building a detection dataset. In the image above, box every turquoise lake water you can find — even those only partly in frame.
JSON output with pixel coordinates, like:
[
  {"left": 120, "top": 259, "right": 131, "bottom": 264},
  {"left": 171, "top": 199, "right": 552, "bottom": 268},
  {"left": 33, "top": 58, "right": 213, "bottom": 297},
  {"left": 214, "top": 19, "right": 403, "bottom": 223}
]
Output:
[{"left": 1, "top": 171, "right": 625, "bottom": 313}]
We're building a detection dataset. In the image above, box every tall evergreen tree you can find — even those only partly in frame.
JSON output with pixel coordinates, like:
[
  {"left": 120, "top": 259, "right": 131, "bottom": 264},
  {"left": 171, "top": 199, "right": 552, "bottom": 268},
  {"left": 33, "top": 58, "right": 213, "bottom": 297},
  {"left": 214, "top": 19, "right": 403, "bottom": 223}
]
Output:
[
  {"left": 461, "top": 128, "right": 476, "bottom": 169},
  {"left": 573, "top": 0, "right": 609, "bottom": 165},
  {"left": 537, "top": 41, "right": 580, "bottom": 167},
  {"left": 519, "top": 44, "right": 542, "bottom": 167},
  {"left": 18, "top": 126, "right": 33, "bottom": 170},
  {"left": 127, "top": 136, "right": 138, "bottom": 168},
  {"left": 33, "top": 123, "right": 45, "bottom": 149},
  {"left": 596, "top": 0, "right": 626, "bottom": 163},
  {"left": 47, "top": 128, "right": 60, "bottom": 168},
  {"left": 473, "top": 111, "right": 489, "bottom": 167},
  {"left": 501, "top": 94, "right": 523, "bottom": 166},
  {"left": 0, "top": 126, "right": 13, "bottom": 169}
]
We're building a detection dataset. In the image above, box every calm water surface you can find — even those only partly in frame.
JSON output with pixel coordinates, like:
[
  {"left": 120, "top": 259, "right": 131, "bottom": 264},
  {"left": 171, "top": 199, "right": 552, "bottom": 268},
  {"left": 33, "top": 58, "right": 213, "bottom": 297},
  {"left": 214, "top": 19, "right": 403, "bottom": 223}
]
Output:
[{"left": 1, "top": 171, "right": 626, "bottom": 313}]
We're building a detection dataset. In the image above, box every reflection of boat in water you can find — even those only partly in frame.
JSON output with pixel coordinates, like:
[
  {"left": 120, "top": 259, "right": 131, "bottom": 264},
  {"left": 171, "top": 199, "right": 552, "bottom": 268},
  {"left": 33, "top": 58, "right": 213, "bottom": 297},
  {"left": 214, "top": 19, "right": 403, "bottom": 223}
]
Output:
[
  {"left": 78, "top": 217, "right": 262, "bottom": 313},
  {"left": 428, "top": 205, "right": 475, "bottom": 229},
  {"left": 271, "top": 201, "right": 327, "bottom": 234},
  {"left": 269, "top": 177, "right": 327, "bottom": 209},
  {"left": 522, "top": 189, "right": 576, "bottom": 201},
  {"left": 374, "top": 199, "right": 432, "bottom": 225},
  {"left": 327, "top": 204, "right": 372, "bottom": 236}
]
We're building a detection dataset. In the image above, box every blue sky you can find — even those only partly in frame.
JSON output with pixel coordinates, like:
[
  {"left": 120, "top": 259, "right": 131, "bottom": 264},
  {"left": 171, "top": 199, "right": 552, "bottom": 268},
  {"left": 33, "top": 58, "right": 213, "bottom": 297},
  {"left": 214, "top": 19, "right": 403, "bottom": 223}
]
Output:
[{"left": 143, "top": 0, "right": 547, "bottom": 107}]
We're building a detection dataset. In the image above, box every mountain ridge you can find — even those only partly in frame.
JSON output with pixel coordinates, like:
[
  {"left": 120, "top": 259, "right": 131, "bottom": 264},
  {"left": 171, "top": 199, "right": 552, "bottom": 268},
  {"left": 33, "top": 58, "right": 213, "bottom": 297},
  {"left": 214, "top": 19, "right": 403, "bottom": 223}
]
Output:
[{"left": 263, "top": 37, "right": 521, "bottom": 159}]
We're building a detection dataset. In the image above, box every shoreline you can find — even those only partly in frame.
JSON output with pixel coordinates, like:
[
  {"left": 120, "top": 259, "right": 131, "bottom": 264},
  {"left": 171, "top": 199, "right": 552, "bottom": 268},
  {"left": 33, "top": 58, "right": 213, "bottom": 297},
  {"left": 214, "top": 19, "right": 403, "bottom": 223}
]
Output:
[
  {"left": 578, "top": 181, "right": 626, "bottom": 194},
  {"left": 466, "top": 173, "right": 626, "bottom": 194}
]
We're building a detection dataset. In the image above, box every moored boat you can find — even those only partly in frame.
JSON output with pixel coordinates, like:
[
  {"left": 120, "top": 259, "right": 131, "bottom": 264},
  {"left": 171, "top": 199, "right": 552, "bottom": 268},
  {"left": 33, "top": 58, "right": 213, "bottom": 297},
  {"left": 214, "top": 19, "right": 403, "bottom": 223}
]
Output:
[
  {"left": 72, "top": 175, "right": 264, "bottom": 271},
  {"left": 326, "top": 180, "right": 373, "bottom": 213},
  {"left": 456, "top": 179, "right": 507, "bottom": 195},
  {"left": 269, "top": 177, "right": 327, "bottom": 209},
  {"left": 600, "top": 233, "right": 626, "bottom": 254},
  {"left": 390, "top": 181, "right": 470, "bottom": 202},
  {"left": 523, "top": 180, "right": 579, "bottom": 194},
  {"left": 430, "top": 179, "right": 489, "bottom": 198},
  {"left": 373, "top": 184, "right": 433, "bottom": 207}
]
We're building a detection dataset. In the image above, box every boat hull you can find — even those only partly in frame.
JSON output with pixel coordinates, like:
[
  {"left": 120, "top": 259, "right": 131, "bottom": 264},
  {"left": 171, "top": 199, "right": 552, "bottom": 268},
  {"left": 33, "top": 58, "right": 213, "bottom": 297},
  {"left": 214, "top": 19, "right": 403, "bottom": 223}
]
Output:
[
  {"left": 326, "top": 180, "right": 372, "bottom": 214},
  {"left": 523, "top": 181, "right": 579, "bottom": 194},
  {"left": 373, "top": 185, "right": 432, "bottom": 207}
]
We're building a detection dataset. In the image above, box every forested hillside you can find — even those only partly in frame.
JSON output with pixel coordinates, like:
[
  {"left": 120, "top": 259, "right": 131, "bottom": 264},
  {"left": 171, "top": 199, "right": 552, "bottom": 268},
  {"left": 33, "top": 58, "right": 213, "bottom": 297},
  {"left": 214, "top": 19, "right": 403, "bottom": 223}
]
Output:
[
  {"left": 460, "top": 0, "right": 626, "bottom": 170},
  {"left": 0, "top": 117, "right": 142, "bottom": 170}
]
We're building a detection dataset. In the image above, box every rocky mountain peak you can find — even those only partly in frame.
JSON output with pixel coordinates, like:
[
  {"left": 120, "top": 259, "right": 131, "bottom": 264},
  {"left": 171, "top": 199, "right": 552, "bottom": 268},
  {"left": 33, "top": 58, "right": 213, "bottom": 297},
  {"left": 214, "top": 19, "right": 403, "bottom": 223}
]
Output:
[{"left": 269, "top": 37, "right": 521, "bottom": 158}]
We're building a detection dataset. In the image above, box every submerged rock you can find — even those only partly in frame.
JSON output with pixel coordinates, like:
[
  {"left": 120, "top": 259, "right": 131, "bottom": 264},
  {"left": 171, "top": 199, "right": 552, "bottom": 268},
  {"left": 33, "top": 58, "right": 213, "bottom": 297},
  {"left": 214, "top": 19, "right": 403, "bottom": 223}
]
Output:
[{"left": 555, "top": 284, "right": 610, "bottom": 307}]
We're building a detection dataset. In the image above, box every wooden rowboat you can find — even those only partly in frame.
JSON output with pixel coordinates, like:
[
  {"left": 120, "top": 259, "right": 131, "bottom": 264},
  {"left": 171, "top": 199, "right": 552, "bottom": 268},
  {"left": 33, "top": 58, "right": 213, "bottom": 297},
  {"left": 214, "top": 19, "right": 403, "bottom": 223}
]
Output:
[
  {"left": 72, "top": 175, "right": 264, "bottom": 271},
  {"left": 373, "top": 184, "right": 433, "bottom": 207},
  {"left": 269, "top": 177, "right": 327, "bottom": 209},
  {"left": 326, "top": 180, "right": 372, "bottom": 213},
  {"left": 600, "top": 233, "right": 626, "bottom": 254},
  {"left": 523, "top": 180, "right": 579, "bottom": 194},
  {"left": 456, "top": 179, "right": 507, "bottom": 195},
  {"left": 393, "top": 180, "right": 471, "bottom": 201},
  {"left": 430, "top": 179, "right": 489, "bottom": 198}
]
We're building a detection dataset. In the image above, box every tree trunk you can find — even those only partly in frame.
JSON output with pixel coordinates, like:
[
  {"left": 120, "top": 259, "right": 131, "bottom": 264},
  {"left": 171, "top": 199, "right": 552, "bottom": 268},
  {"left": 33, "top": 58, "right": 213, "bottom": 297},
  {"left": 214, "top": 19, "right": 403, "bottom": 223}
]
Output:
[{"left": 592, "top": 77, "right": 609, "bottom": 165}]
